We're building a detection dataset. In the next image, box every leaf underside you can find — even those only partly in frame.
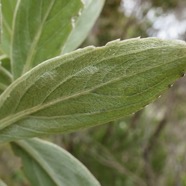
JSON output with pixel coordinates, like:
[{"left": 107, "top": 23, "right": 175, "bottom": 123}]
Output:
[{"left": 0, "top": 38, "right": 186, "bottom": 143}]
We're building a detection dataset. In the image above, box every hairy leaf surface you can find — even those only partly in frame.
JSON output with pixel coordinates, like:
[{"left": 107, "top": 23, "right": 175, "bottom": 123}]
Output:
[
  {"left": 11, "top": 0, "right": 82, "bottom": 79},
  {"left": 0, "top": 57, "right": 12, "bottom": 94},
  {"left": 0, "top": 38, "right": 186, "bottom": 142},
  {"left": 1, "top": 0, "right": 17, "bottom": 55},
  {"left": 12, "top": 138, "right": 100, "bottom": 186},
  {"left": 0, "top": 64, "right": 11, "bottom": 93},
  {"left": 62, "top": 0, "right": 105, "bottom": 54}
]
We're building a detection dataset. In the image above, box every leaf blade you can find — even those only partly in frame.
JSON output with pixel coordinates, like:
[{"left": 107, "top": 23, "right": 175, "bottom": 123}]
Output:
[
  {"left": 0, "top": 60, "right": 12, "bottom": 94},
  {"left": 12, "top": 138, "right": 101, "bottom": 186},
  {"left": 11, "top": 0, "right": 83, "bottom": 79},
  {"left": 0, "top": 38, "right": 186, "bottom": 142},
  {"left": 1, "top": 0, "right": 17, "bottom": 56}
]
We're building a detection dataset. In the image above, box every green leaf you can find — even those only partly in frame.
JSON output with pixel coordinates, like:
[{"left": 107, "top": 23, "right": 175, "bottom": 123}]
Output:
[
  {"left": 0, "top": 56, "right": 12, "bottom": 94},
  {"left": 12, "top": 138, "right": 100, "bottom": 186},
  {"left": 1, "top": 0, "right": 17, "bottom": 55},
  {"left": 0, "top": 179, "right": 7, "bottom": 186},
  {"left": 0, "top": 65, "right": 10, "bottom": 93},
  {"left": 0, "top": 38, "right": 186, "bottom": 143},
  {"left": 0, "top": 55, "right": 11, "bottom": 73},
  {"left": 11, "top": 0, "right": 83, "bottom": 79},
  {"left": 62, "top": 0, "right": 105, "bottom": 54}
]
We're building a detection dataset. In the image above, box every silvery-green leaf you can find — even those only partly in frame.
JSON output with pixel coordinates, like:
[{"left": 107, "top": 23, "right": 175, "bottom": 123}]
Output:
[
  {"left": 11, "top": 0, "right": 83, "bottom": 79},
  {"left": 62, "top": 0, "right": 105, "bottom": 54},
  {"left": 0, "top": 38, "right": 186, "bottom": 143},
  {"left": 12, "top": 138, "right": 100, "bottom": 186},
  {"left": 1, "top": 0, "right": 17, "bottom": 55}
]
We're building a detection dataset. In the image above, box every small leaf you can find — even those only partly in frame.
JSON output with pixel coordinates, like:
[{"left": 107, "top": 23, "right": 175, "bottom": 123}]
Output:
[
  {"left": 1, "top": 0, "right": 17, "bottom": 55},
  {"left": 0, "top": 179, "right": 7, "bottom": 186},
  {"left": 12, "top": 138, "right": 101, "bottom": 186},
  {"left": 0, "top": 56, "right": 11, "bottom": 73},
  {"left": 62, "top": 0, "right": 105, "bottom": 54},
  {"left": 0, "top": 38, "right": 186, "bottom": 143},
  {"left": 11, "top": 0, "right": 83, "bottom": 79},
  {"left": 0, "top": 67, "right": 10, "bottom": 93},
  {"left": 0, "top": 58, "right": 12, "bottom": 94}
]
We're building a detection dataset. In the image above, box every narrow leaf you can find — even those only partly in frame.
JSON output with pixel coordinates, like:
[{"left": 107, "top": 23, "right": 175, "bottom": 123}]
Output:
[
  {"left": 12, "top": 138, "right": 100, "bottom": 186},
  {"left": 11, "top": 0, "right": 83, "bottom": 79},
  {"left": 62, "top": 0, "right": 105, "bottom": 54},
  {"left": 0, "top": 38, "right": 186, "bottom": 143},
  {"left": 1, "top": 0, "right": 17, "bottom": 55}
]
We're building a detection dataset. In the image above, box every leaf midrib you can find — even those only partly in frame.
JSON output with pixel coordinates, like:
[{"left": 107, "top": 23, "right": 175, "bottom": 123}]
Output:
[{"left": 21, "top": 0, "right": 55, "bottom": 74}]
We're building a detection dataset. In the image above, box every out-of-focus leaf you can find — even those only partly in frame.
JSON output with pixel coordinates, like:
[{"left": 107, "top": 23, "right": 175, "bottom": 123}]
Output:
[
  {"left": 62, "top": 0, "right": 105, "bottom": 54},
  {"left": 12, "top": 138, "right": 100, "bottom": 186},
  {"left": 11, "top": 0, "right": 83, "bottom": 79},
  {"left": 0, "top": 56, "right": 11, "bottom": 73},
  {"left": 0, "top": 57, "right": 12, "bottom": 94},
  {"left": 0, "top": 38, "right": 186, "bottom": 142},
  {"left": 0, "top": 179, "right": 7, "bottom": 186},
  {"left": 1, "top": 0, "right": 17, "bottom": 55}
]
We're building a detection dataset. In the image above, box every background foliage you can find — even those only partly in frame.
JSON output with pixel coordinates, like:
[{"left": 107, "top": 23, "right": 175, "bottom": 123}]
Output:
[{"left": 0, "top": 0, "right": 186, "bottom": 186}]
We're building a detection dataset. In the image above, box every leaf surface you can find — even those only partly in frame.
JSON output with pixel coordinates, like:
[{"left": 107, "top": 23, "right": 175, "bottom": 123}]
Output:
[
  {"left": 12, "top": 138, "right": 100, "bottom": 186},
  {"left": 62, "top": 0, "right": 105, "bottom": 54},
  {"left": 0, "top": 38, "right": 186, "bottom": 142},
  {"left": 0, "top": 56, "right": 12, "bottom": 94},
  {"left": 1, "top": 0, "right": 17, "bottom": 55},
  {"left": 11, "top": 0, "right": 82, "bottom": 79}
]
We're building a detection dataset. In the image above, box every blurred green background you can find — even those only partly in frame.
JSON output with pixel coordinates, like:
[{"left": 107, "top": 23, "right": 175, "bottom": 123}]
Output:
[{"left": 1, "top": 0, "right": 186, "bottom": 185}]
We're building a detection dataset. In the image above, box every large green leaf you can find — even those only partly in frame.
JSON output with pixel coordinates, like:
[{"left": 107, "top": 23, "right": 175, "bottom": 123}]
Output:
[
  {"left": 12, "top": 138, "right": 100, "bottom": 186},
  {"left": 62, "top": 0, "right": 105, "bottom": 54},
  {"left": 0, "top": 38, "right": 186, "bottom": 143},
  {"left": 1, "top": 0, "right": 17, "bottom": 56},
  {"left": 11, "top": 0, "right": 83, "bottom": 79}
]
